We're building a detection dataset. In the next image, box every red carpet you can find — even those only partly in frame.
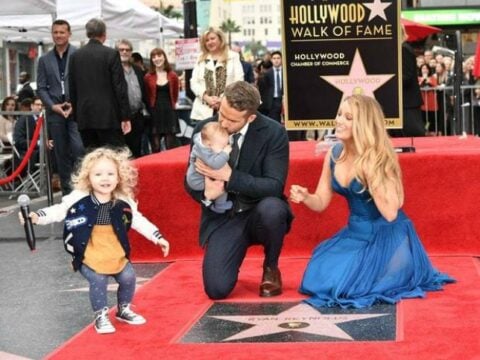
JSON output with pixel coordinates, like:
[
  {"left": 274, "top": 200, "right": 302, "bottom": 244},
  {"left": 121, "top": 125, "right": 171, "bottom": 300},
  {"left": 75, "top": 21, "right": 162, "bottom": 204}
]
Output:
[
  {"left": 46, "top": 256, "right": 480, "bottom": 359},
  {"left": 129, "top": 136, "right": 480, "bottom": 262},
  {"left": 45, "top": 137, "right": 480, "bottom": 359}
]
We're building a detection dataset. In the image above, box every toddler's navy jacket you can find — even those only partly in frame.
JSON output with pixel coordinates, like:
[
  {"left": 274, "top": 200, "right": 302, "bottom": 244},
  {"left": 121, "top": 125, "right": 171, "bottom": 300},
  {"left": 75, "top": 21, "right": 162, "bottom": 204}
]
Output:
[{"left": 36, "top": 190, "right": 161, "bottom": 271}]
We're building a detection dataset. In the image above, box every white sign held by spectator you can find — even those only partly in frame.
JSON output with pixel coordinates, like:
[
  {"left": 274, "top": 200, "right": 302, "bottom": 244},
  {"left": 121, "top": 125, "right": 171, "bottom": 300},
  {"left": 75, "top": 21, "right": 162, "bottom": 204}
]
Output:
[{"left": 175, "top": 38, "right": 200, "bottom": 70}]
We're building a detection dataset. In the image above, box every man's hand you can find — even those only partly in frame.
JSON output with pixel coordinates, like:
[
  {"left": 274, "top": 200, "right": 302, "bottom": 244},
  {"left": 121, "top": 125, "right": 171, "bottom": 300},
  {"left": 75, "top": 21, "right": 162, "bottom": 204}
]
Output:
[
  {"left": 121, "top": 120, "right": 131, "bottom": 135},
  {"left": 195, "top": 159, "right": 232, "bottom": 182},
  {"left": 204, "top": 177, "right": 226, "bottom": 201},
  {"left": 51, "top": 102, "right": 72, "bottom": 118},
  {"left": 63, "top": 102, "right": 72, "bottom": 118}
]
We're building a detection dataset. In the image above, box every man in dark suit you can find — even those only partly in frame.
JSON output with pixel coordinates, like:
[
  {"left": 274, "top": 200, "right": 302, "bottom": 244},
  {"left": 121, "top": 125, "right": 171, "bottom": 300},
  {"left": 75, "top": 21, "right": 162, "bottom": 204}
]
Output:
[
  {"left": 16, "top": 72, "right": 35, "bottom": 103},
  {"left": 13, "top": 97, "right": 42, "bottom": 174},
  {"left": 389, "top": 35, "right": 426, "bottom": 138},
  {"left": 185, "top": 81, "right": 293, "bottom": 300},
  {"left": 69, "top": 18, "right": 131, "bottom": 149},
  {"left": 263, "top": 50, "right": 305, "bottom": 141},
  {"left": 401, "top": 41, "right": 425, "bottom": 137},
  {"left": 37, "top": 19, "right": 84, "bottom": 194},
  {"left": 232, "top": 43, "right": 254, "bottom": 84},
  {"left": 264, "top": 51, "right": 283, "bottom": 122},
  {"left": 116, "top": 39, "right": 147, "bottom": 158},
  {"left": 257, "top": 59, "right": 273, "bottom": 116}
]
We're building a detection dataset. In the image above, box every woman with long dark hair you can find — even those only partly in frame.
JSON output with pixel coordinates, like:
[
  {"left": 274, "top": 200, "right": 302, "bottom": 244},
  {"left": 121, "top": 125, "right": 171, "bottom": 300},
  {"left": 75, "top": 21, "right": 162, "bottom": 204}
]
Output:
[{"left": 144, "top": 48, "right": 179, "bottom": 151}]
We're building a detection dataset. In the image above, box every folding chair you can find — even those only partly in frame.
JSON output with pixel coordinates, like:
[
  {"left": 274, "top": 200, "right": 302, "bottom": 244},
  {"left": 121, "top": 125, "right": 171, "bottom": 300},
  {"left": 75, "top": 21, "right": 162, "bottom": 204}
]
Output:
[
  {"left": 7, "top": 132, "right": 42, "bottom": 194},
  {"left": 0, "top": 137, "right": 14, "bottom": 191}
]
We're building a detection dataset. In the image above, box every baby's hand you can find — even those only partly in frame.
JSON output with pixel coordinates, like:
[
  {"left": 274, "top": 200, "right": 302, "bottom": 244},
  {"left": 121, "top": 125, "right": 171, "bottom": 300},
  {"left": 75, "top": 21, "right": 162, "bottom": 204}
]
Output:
[
  {"left": 223, "top": 144, "right": 232, "bottom": 154},
  {"left": 18, "top": 211, "right": 39, "bottom": 225},
  {"left": 153, "top": 234, "right": 170, "bottom": 257}
]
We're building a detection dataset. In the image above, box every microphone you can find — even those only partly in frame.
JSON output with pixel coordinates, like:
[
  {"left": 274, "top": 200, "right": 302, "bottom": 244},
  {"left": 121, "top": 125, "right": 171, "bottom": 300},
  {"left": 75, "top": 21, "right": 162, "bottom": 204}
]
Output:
[
  {"left": 394, "top": 137, "right": 416, "bottom": 153},
  {"left": 18, "top": 194, "right": 36, "bottom": 251}
]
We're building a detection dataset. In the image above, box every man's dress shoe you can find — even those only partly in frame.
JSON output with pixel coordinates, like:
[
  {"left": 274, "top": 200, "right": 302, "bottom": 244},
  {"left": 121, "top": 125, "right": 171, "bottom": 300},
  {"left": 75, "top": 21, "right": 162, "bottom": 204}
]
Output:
[{"left": 260, "top": 267, "right": 282, "bottom": 297}]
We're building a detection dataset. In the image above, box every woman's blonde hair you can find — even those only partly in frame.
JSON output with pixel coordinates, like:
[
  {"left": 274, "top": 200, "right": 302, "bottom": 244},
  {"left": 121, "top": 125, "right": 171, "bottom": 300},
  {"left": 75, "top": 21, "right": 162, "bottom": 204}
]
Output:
[
  {"left": 198, "top": 27, "right": 229, "bottom": 63},
  {"left": 71, "top": 147, "right": 138, "bottom": 200},
  {"left": 340, "top": 95, "right": 403, "bottom": 202}
]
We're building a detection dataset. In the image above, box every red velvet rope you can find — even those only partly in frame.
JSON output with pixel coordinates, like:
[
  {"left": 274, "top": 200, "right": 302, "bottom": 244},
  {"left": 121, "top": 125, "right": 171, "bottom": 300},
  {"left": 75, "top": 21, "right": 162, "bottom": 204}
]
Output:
[{"left": 0, "top": 115, "right": 44, "bottom": 186}]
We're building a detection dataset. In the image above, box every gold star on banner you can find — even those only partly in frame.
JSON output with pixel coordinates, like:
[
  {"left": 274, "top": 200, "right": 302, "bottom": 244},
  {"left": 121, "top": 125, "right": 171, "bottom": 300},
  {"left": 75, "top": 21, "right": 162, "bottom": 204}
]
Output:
[
  {"left": 321, "top": 49, "right": 394, "bottom": 104},
  {"left": 363, "top": 0, "right": 392, "bottom": 21},
  {"left": 210, "top": 303, "right": 388, "bottom": 341}
]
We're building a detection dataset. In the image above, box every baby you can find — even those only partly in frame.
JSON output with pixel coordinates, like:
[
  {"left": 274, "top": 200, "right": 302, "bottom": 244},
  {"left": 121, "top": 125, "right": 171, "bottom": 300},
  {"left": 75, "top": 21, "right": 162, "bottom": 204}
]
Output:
[{"left": 186, "top": 121, "right": 232, "bottom": 213}]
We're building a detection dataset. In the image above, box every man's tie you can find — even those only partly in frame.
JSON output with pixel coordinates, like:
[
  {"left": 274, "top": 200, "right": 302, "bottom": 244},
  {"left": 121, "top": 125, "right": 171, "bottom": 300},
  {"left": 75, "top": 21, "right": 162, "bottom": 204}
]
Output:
[
  {"left": 228, "top": 133, "right": 241, "bottom": 168},
  {"left": 275, "top": 68, "right": 281, "bottom": 98}
]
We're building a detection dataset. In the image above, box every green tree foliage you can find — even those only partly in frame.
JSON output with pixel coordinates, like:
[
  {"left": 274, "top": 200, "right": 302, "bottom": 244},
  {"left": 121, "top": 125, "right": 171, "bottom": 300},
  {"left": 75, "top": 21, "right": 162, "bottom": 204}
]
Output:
[
  {"left": 220, "top": 19, "right": 241, "bottom": 46},
  {"left": 244, "top": 41, "right": 268, "bottom": 59}
]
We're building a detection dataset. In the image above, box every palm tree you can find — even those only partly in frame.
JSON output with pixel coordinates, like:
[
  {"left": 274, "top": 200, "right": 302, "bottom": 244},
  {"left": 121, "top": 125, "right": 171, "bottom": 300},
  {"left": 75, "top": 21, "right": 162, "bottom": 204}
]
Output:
[
  {"left": 220, "top": 19, "right": 241, "bottom": 46},
  {"left": 152, "top": 3, "right": 182, "bottom": 20},
  {"left": 244, "top": 41, "right": 267, "bottom": 59},
  {"left": 162, "top": 5, "right": 182, "bottom": 20}
]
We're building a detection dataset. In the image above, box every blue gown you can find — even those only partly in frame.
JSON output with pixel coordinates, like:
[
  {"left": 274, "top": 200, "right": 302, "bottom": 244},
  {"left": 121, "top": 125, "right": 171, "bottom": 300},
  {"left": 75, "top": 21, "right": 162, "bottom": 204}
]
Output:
[{"left": 299, "top": 144, "right": 455, "bottom": 309}]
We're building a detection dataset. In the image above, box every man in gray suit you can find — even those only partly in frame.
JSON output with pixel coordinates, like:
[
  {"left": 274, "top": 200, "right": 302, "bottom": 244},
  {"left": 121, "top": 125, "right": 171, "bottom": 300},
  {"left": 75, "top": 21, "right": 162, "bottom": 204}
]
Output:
[
  {"left": 69, "top": 18, "right": 131, "bottom": 149},
  {"left": 37, "top": 19, "right": 84, "bottom": 195}
]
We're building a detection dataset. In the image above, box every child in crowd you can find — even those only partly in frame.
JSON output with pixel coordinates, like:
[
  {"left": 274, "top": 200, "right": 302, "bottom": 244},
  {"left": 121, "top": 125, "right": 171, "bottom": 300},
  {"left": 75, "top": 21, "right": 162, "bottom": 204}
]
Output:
[
  {"left": 19, "top": 147, "right": 169, "bottom": 334},
  {"left": 186, "top": 121, "right": 232, "bottom": 213}
]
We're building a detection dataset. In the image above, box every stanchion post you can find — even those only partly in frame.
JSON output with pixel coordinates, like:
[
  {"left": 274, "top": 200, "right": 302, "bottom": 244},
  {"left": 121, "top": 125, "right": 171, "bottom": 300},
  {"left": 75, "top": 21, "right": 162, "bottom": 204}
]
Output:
[
  {"left": 41, "top": 111, "right": 53, "bottom": 205},
  {"left": 453, "top": 30, "right": 463, "bottom": 135},
  {"left": 183, "top": 0, "right": 198, "bottom": 101}
]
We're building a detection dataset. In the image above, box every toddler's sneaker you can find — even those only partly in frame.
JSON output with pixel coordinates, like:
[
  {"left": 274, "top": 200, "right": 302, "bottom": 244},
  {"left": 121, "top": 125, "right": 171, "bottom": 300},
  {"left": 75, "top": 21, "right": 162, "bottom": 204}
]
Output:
[
  {"left": 94, "top": 307, "right": 116, "bottom": 334},
  {"left": 116, "top": 303, "right": 146, "bottom": 325}
]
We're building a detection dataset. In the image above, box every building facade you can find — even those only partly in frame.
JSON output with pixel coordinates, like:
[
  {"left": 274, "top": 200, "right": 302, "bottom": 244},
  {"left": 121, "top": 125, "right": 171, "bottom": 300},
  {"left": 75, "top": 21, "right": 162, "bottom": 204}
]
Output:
[{"left": 209, "top": 0, "right": 282, "bottom": 49}]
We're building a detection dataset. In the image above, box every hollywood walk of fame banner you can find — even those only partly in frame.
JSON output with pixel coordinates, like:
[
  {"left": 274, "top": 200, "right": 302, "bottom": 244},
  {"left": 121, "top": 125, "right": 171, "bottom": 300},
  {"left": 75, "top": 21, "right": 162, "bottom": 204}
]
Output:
[{"left": 281, "top": 0, "right": 402, "bottom": 129}]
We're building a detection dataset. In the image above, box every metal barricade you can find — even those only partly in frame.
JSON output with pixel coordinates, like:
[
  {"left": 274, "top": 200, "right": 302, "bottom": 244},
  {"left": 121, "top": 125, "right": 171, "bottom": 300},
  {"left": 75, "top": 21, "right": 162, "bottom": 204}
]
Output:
[
  {"left": 175, "top": 100, "right": 194, "bottom": 146},
  {"left": 0, "top": 109, "right": 52, "bottom": 200},
  {"left": 419, "top": 83, "right": 480, "bottom": 136}
]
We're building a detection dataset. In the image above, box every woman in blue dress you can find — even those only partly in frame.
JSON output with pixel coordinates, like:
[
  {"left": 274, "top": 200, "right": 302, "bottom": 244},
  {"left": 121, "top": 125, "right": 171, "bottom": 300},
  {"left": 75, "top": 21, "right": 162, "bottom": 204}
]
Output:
[{"left": 290, "top": 95, "right": 454, "bottom": 309}]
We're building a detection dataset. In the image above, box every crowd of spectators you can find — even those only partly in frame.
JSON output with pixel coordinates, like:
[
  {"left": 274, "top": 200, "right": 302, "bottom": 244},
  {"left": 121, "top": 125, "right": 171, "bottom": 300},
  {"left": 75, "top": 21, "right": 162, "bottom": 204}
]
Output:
[
  {"left": 2, "top": 23, "right": 480, "bottom": 192},
  {"left": 415, "top": 48, "right": 479, "bottom": 136}
]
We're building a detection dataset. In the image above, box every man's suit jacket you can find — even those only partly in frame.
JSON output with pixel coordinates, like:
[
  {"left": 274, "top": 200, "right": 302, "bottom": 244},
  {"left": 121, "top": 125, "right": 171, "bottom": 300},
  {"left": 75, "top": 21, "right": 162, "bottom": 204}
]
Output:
[
  {"left": 185, "top": 113, "right": 290, "bottom": 246},
  {"left": 17, "top": 83, "right": 35, "bottom": 103},
  {"left": 257, "top": 72, "right": 273, "bottom": 114},
  {"left": 13, "top": 115, "right": 37, "bottom": 156},
  {"left": 69, "top": 39, "right": 129, "bottom": 130},
  {"left": 402, "top": 42, "right": 423, "bottom": 109},
  {"left": 37, "top": 44, "right": 76, "bottom": 123},
  {"left": 131, "top": 65, "right": 148, "bottom": 114},
  {"left": 267, "top": 67, "right": 283, "bottom": 98},
  {"left": 241, "top": 60, "right": 255, "bottom": 84}
]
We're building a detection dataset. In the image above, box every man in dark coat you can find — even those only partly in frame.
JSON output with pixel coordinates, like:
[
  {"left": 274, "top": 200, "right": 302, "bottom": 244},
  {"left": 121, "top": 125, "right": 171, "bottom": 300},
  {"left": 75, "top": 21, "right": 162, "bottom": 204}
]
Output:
[
  {"left": 232, "top": 44, "right": 254, "bottom": 84},
  {"left": 69, "top": 18, "right": 131, "bottom": 149},
  {"left": 13, "top": 97, "right": 43, "bottom": 174},
  {"left": 116, "top": 39, "right": 148, "bottom": 158},
  {"left": 185, "top": 81, "right": 293, "bottom": 300},
  {"left": 401, "top": 41, "right": 425, "bottom": 137},
  {"left": 16, "top": 72, "right": 35, "bottom": 103}
]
